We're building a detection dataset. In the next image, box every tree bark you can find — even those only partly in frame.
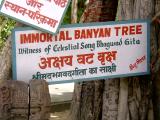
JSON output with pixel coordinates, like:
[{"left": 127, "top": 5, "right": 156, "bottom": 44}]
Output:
[
  {"left": 0, "top": 23, "right": 24, "bottom": 82},
  {"left": 102, "top": 79, "right": 119, "bottom": 120},
  {"left": 70, "top": 0, "right": 118, "bottom": 120},
  {"left": 0, "top": 39, "right": 12, "bottom": 82},
  {"left": 71, "top": 0, "right": 78, "bottom": 23},
  {"left": 152, "top": 0, "right": 160, "bottom": 120}
]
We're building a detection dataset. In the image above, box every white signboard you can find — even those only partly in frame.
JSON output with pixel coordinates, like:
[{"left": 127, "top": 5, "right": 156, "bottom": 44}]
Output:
[
  {"left": 0, "top": 0, "right": 70, "bottom": 34},
  {"left": 12, "top": 20, "right": 150, "bottom": 84}
]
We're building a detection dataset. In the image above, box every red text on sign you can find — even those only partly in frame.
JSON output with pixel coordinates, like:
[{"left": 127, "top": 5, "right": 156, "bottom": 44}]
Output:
[{"left": 114, "top": 25, "right": 142, "bottom": 36}]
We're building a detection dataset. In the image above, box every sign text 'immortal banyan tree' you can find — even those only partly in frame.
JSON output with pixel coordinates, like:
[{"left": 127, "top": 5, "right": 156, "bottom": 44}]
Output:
[{"left": 12, "top": 20, "right": 150, "bottom": 84}]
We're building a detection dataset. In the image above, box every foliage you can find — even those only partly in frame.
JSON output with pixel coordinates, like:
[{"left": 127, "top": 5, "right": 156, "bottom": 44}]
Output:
[
  {"left": 62, "top": 0, "right": 86, "bottom": 24},
  {"left": 77, "top": 0, "right": 86, "bottom": 22},
  {"left": 0, "top": 16, "right": 15, "bottom": 50},
  {"left": 62, "top": 1, "right": 72, "bottom": 25}
]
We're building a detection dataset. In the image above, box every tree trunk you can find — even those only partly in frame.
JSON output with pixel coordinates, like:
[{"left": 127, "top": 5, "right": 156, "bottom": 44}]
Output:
[
  {"left": 70, "top": 0, "right": 157, "bottom": 120},
  {"left": 152, "top": 0, "right": 160, "bottom": 120},
  {"left": 0, "top": 39, "right": 12, "bottom": 82},
  {"left": 116, "top": 0, "right": 154, "bottom": 120},
  {"left": 0, "top": 23, "right": 24, "bottom": 82},
  {"left": 70, "top": 0, "right": 118, "bottom": 120},
  {"left": 71, "top": 0, "right": 78, "bottom": 23}
]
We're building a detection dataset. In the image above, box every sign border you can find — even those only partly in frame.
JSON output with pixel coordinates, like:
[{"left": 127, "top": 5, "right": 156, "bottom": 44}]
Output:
[
  {"left": 0, "top": 0, "right": 71, "bottom": 35},
  {"left": 12, "top": 19, "right": 150, "bottom": 84}
]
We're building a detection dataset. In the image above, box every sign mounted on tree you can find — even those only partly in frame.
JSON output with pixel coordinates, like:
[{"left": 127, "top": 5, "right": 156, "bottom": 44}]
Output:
[
  {"left": 0, "top": 0, "right": 70, "bottom": 34},
  {"left": 12, "top": 20, "right": 150, "bottom": 84}
]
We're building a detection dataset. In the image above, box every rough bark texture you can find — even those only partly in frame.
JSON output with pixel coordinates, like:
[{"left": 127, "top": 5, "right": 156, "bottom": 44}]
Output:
[
  {"left": 0, "top": 80, "right": 51, "bottom": 120},
  {"left": 152, "top": 0, "right": 160, "bottom": 120},
  {"left": 71, "top": 0, "right": 78, "bottom": 23},
  {"left": 0, "top": 39, "right": 12, "bottom": 82},
  {"left": 102, "top": 79, "right": 120, "bottom": 120},
  {"left": 70, "top": 0, "right": 118, "bottom": 120},
  {"left": 117, "top": 78, "right": 128, "bottom": 120},
  {"left": 0, "top": 23, "right": 24, "bottom": 82}
]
